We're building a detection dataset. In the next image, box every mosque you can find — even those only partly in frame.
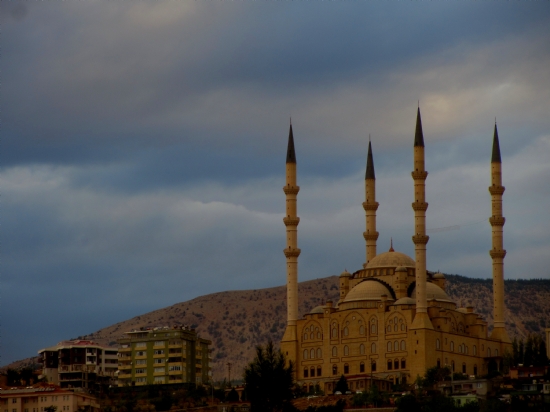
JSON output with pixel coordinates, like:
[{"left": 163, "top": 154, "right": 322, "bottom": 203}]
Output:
[{"left": 280, "top": 108, "right": 512, "bottom": 393}]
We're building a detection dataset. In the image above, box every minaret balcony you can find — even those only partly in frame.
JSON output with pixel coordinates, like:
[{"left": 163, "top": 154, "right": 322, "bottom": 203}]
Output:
[
  {"left": 411, "top": 171, "right": 428, "bottom": 180},
  {"left": 283, "top": 217, "right": 301, "bottom": 226},
  {"left": 488, "top": 186, "right": 505, "bottom": 195},
  {"left": 284, "top": 247, "right": 301, "bottom": 258},
  {"left": 363, "top": 232, "right": 379, "bottom": 241},
  {"left": 489, "top": 249, "right": 506, "bottom": 259},
  {"left": 362, "top": 201, "right": 379, "bottom": 211},
  {"left": 283, "top": 185, "right": 300, "bottom": 195},
  {"left": 489, "top": 216, "right": 506, "bottom": 226},
  {"left": 412, "top": 234, "right": 429, "bottom": 245},
  {"left": 411, "top": 202, "right": 428, "bottom": 211}
]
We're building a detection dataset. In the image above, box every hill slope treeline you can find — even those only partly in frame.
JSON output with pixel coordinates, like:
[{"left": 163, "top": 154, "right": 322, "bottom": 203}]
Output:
[{"left": 6, "top": 275, "right": 550, "bottom": 382}]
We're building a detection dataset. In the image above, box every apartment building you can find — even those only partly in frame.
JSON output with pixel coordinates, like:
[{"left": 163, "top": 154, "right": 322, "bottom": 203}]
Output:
[
  {"left": 117, "top": 326, "right": 211, "bottom": 387},
  {"left": 38, "top": 340, "right": 118, "bottom": 389},
  {"left": 0, "top": 386, "right": 99, "bottom": 412}
]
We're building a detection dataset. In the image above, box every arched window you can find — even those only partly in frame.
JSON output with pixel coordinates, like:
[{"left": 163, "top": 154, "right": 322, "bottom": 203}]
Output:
[
  {"left": 387, "top": 360, "right": 392, "bottom": 370},
  {"left": 317, "top": 366, "right": 322, "bottom": 376},
  {"left": 332, "top": 347, "right": 337, "bottom": 357},
  {"left": 371, "top": 361, "right": 377, "bottom": 372},
  {"left": 394, "top": 324, "right": 398, "bottom": 332},
  {"left": 437, "top": 359, "right": 441, "bottom": 368},
  {"left": 451, "top": 361, "right": 455, "bottom": 372},
  {"left": 311, "top": 366, "right": 315, "bottom": 377},
  {"left": 360, "top": 344, "right": 365, "bottom": 355},
  {"left": 387, "top": 325, "right": 392, "bottom": 333},
  {"left": 371, "top": 319, "right": 377, "bottom": 334},
  {"left": 332, "top": 365, "right": 338, "bottom": 375},
  {"left": 344, "top": 364, "right": 349, "bottom": 374},
  {"left": 495, "top": 349, "right": 498, "bottom": 356},
  {"left": 387, "top": 342, "right": 392, "bottom": 352},
  {"left": 487, "top": 348, "right": 491, "bottom": 357},
  {"left": 401, "top": 324, "right": 406, "bottom": 331},
  {"left": 304, "top": 333, "right": 308, "bottom": 340},
  {"left": 394, "top": 359, "right": 399, "bottom": 369},
  {"left": 344, "top": 327, "right": 349, "bottom": 336},
  {"left": 371, "top": 343, "right": 377, "bottom": 353},
  {"left": 303, "top": 350, "right": 308, "bottom": 359},
  {"left": 317, "top": 332, "right": 321, "bottom": 339},
  {"left": 344, "top": 345, "right": 349, "bottom": 356},
  {"left": 332, "top": 327, "right": 338, "bottom": 338},
  {"left": 462, "top": 363, "right": 466, "bottom": 374},
  {"left": 360, "top": 362, "right": 365, "bottom": 373},
  {"left": 473, "top": 345, "right": 477, "bottom": 356},
  {"left": 450, "top": 341, "right": 454, "bottom": 352},
  {"left": 401, "top": 340, "right": 406, "bottom": 351},
  {"left": 474, "top": 365, "right": 478, "bottom": 376},
  {"left": 310, "top": 333, "right": 314, "bottom": 340},
  {"left": 310, "top": 349, "right": 315, "bottom": 359},
  {"left": 459, "top": 344, "right": 463, "bottom": 354},
  {"left": 436, "top": 339, "right": 440, "bottom": 350},
  {"left": 359, "top": 325, "right": 365, "bottom": 335},
  {"left": 304, "top": 368, "right": 309, "bottom": 378},
  {"left": 465, "top": 345, "right": 468, "bottom": 355},
  {"left": 394, "top": 341, "right": 399, "bottom": 351},
  {"left": 317, "top": 348, "right": 322, "bottom": 358},
  {"left": 401, "top": 358, "right": 406, "bottom": 369}
]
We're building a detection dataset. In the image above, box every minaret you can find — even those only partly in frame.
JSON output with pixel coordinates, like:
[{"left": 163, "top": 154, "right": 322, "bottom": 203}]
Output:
[
  {"left": 489, "top": 123, "right": 510, "bottom": 342},
  {"left": 411, "top": 108, "right": 433, "bottom": 329},
  {"left": 363, "top": 139, "right": 379, "bottom": 266},
  {"left": 281, "top": 122, "right": 300, "bottom": 353}
]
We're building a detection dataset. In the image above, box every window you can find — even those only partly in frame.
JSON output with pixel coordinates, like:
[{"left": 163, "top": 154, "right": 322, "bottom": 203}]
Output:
[
  {"left": 371, "top": 319, "right": 377, "bottom": 334},
  {"left": 359, "top": 325, "right": 365, "bottom": 335},
  {"left": 344, "top": 345, "right": 349, "bottom": 356},
  {"left": 394, "top": 324, "right": 398, "bottom": 332},
  {"left": 304, "top": 333, "right": 308, "bottom": 340},
  {"left": 360, "top": 344, "right": 365, "bottom": 355},
  {"left": 387, "top": 342, "right": 392, "bottom": 352},
  {"left": 344, "top": 327, "right": 349, "bottom": 336},
  {"left": 474, "top": 365, "right": 478, "bottom": 375},
  {"left": 310, "top": 349, "right": 315, "bottom": 359},
  {"left": 317, "top": 348, "right": 322, "bottom": 358},
  {"left": 154, "top": 367, "right": 164, "bottom": 373},
  {"left": 310, "top": 367, "right": 315, "bottom": 377},
  {"left": 303, "top": 350, "right": 308, "bottom": 360},
  {"left": 451, "top": 361, "right": 455, "bottom": 372},
  {"left": 394, "top": 341, "right": 399, "bottom": 351},
  {"left": 401, "top": 340, "right": 406, "bottom": 351},
  {"left": 437, "top": 359, "right": 441, "bottom": 368},
  {"left": 487, "top": 348, "right": 491, "bottom": 357},
  {"left": 387, "top": 325, "right": 392, "bottom": 333},
  {"left": 154, "top": 358, "right": 164, "bottom": 364},
  {"left": 135, "top": 368, "right": 146, "bottom": 374},
  {"left": 154, "top": 349, "right": 164, "bottom": 355},
  {"left": 495, "top": 349, "right": 498, "bottom": 356},
  {"left": 317, "top": 332, "right": 321, "bottom": 339},
  {"left": 332, "top": 347, "right": 337, "bottom": 357},
  {"left": 450, "top": 341, "right": 454, "bottom": 352},
  {"left": 154, "top": 376, "right": 165, "bottom": 383},
  {"left": 371, "top": 361, "right": 376, "bottom": 372},
  {"left": 332, "top": 328, "right": 338, "bottom": 338},
  {"left": 136, "top": 351, "right": 145, "bottom": 356},
  {"left": 401, "top": 359, "right": 406, "bottom": 369},
  {"left": 169, "top": 365, "right": 182, "bottom": 371},
  {"left": 462, "top": 363, "right": 466, "bottom": 374},
  {"left": 344, "top": 364, "right": 349, "bottom": 374},
  {"left": 136, "top": 377, "right": 146, "bottom": 383},
  {"left": 317, "top": 366, "right": 322, "bottom": 376},
  {"left": 135, "top": 342, "right": 146, "bottom": 348},
  {"left": 360, "top": 362, "right": 365, "bottom": 373},
  {"left": 304, "top": 368, "right": 309, "bottom": 378},
  {"left": 310, "top": 333, "right": 314, "bottom": 340},
  {"left": 394, "top": 359, "right": 399, "bottom": 369},
  {"left": 136, "top": 359, "right": 146, "bottom": 365},
  {"left": 371, "top": 343, "right": 377, "bottom": 353},
  {"left": 332, "top": 365, "right": 338, "bottom": 375},
  {"left": 473, "top": 345, "right": 477, "bottom": 356},
  {"left": 154, "top": 341, "right": 165, "bottom": 346},
  {"left": 401, "top": 324, "right": 406, "bottom": 331},
  {"left": 387, "top": 360, "right": 392, "bottom": 370}
]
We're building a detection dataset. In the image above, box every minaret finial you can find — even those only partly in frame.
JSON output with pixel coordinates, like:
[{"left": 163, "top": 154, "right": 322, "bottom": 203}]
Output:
[
  {"left": 414, "top": 107, "right": 424, "bottom": 147},
  {"left": 492, "top": 123, "right": 501, "bottom": 163},
  {"left": 365, "top": 139, "right": 375, "bottom": 180},
  {"left": 286, "top": 123, "right": 296, "bottom": 164},
  {"left": 389, "top": 238, "right": 394, "bottom": 252}
]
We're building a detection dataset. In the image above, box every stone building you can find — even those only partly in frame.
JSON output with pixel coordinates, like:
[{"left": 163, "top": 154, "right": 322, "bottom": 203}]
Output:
[{"left": 280, "top": 109, "right": 512, "bottom": 393}]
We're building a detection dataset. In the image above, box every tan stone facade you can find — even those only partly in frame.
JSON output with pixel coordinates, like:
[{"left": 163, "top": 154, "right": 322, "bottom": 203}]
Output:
[{"left": 281, "top": 112, "right": 512, "bottom": 393}]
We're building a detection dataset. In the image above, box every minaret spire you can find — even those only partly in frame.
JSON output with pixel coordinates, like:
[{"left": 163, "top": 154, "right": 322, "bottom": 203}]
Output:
[
  {"left": 489, "top": 123, "right": 510, "bottom": 342},
  {"left": 411, "top": 107, "right": 433, "bottom": 330},
  {"left": 363, "top": 139, "right": 379, "bottom": 266},
  {"left": 281, "top": 122, "right": 301, "bottom": 367}
]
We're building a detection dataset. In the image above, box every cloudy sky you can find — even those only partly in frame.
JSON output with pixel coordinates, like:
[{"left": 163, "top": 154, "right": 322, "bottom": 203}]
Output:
[{"left": 2, "top": 1, "right": 549, "bottom": 366}]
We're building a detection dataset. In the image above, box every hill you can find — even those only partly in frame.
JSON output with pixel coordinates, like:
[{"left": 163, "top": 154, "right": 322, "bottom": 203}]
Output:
[{"left": 5, "top": 275, "right": 550, "bottom": 382}]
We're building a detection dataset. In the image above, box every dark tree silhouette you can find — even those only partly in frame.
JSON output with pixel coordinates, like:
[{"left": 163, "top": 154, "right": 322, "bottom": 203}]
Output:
[
  {"left": 244, "top": 340, "right": 294, "bottom": 412},
  {"left": 334, "top": 375, "right": 348, "bottom": 394}
]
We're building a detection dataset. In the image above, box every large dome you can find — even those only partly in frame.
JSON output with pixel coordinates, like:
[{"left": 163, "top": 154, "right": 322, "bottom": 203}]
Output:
[
  {"left": 411, "top": 282, "right": 453, "bottom": 302},
  {"left": 366, "top": 250, "right": 415, "bottom": 269},
  {"left": 343, "top": 280, "right": 394, "bottom": 303}
]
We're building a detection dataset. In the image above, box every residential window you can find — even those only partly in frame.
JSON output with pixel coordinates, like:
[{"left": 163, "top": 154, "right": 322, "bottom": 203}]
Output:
[
  {"left": 317, "top": 366, "right": 322, "bottom": 376},
  {"left": 401, "top": 359, "right": 406, "bottom": 369},
  {"left": 169, "top": 365, "right": 182, "bottom": 371},
  {"left": 387, "top": 360, "right": 392, "bottom": 370},
  {"left": 310, "top": 349, "right": 315, "bottom": 359},
  {"left": 135, "top": 342, "right": 146, "bottom": 348},
  {"left": 436, "top": 339, "right": 441, "bottom": 350},
  {"left": 154, "top": 367, "right": 164, "bottom": 373},
  {"left": 372, "top": 361, "right": 376, "bottom": 372},
  {"left": 303, "top": 350, "right": 308, "bottom": 360},
  {"left": 154, "top": 359, "right": 165, "bottom": 364},
  {"left": 135, "top": 368, "right": 146, "bottom": 374},
  {"left": 310, "top": 367, "right": 315, "bottom": 377},
  {"left": 401, "top": 340, "right": 406, "bottom": 351},
  {"left": 387, "top": 342, "right": 392, "bottom": 352},
  {"left": 136, "top": 359, "right": 146, "bottom": 365},
  {"left": 371, "top": 343, "right": 376, "bottom": 353},
  {"left": 344, "top": 364, "right": 349, "bottom": 374},
  {"left": 154, "top": 377, "right": 165, "bottom": 383},
  {"left": 317, "top": 348, "right": 322, "bottom": 358},
  {"left": 332, "top": 347, "right": 337, "bottom": 357},
  {"left": 332, "top": 365, "right": 338, "bottom": 375},
  {"left": 344, "top": 345, "right": 349, "bottom": 356},
  {"left": 154, "top": 349, "right": 164, "bottom": 355},
  {"left": 360, "top": 362, "right": 365, "bottom": 373},
  {"left": 360, "top": 344, "right": 365, "bottom": 355},
  {"left": 304, "top": 368, "right": 309, "bottom": 378},
  {"left": 154, "top": 341, "right": 165, "bottom": 346}
]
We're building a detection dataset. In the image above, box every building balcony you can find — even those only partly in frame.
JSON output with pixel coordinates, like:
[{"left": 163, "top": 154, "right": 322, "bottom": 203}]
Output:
[
  {"left": 119, "top": 347, "right": 131, "bottom": 353},
  {"left": 153, "top": 371, "right": 165, "bottom": 376},
  {"left": 168, "top": 378, "right": 183, "bottom": 383},
  {"left": 153, "top": 344, "right": 165, "bottom": 349},
  {"left": 168, "top": 370, "right": 183, "bottom": 375},
  {"left": 134, "top": 354, "right": 147, "bottom": 359},
  {"left": 135, "top": 372, "right": 147, "bottom": 377},
  {"left": 153, "top": 353, "right": 165, "bottom": 358},
  {"left": 119, "top": 364, "right": 132, "bottom": 370}
]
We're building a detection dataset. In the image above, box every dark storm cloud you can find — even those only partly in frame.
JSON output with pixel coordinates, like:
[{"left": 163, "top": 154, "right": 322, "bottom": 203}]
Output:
[{"left": 2, "top": 1, "right": 550, "bottom": 366}]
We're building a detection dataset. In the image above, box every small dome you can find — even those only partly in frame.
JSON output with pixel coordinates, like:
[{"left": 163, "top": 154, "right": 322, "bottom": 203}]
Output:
[
  {"left": 393, "top": 297, "right": 415, "bottom": 305},
  {"left": 343, "top": 280, "right": 394, "bottom": 303},
  {"left": 456, "top": 307, "right": 468, "bottom": 313},
  {"left": 308, "top": 305, "right": 325, "bottom": 314},
  {"left": 340, "top": 270, "right": 351, "bottom": 277},
  {"left": 411, "top": 282, "right": 453, "bottom": 302},
  {"left": 395, "top": 266, "right": 408, "bottom": 272},
  {"left": 366, "top": 251, "right": 415, "bottom": 269},
  {"left": 433, "top": 272, "right": 445, "bottom": 279}
]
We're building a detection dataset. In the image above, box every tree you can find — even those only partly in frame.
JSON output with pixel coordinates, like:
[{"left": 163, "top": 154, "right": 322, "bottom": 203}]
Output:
[
  {"left": 333, "top": 375, "right": 348, "bottom": 394},
  {"left": 44, "top": 407, "right": 57, "bottom": 412},
  {"left": 227, "top": 388, "right": 239, "bottom": 402},
  {"left": 244, "top": 340, "right": 294, "bottom": 412}
]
